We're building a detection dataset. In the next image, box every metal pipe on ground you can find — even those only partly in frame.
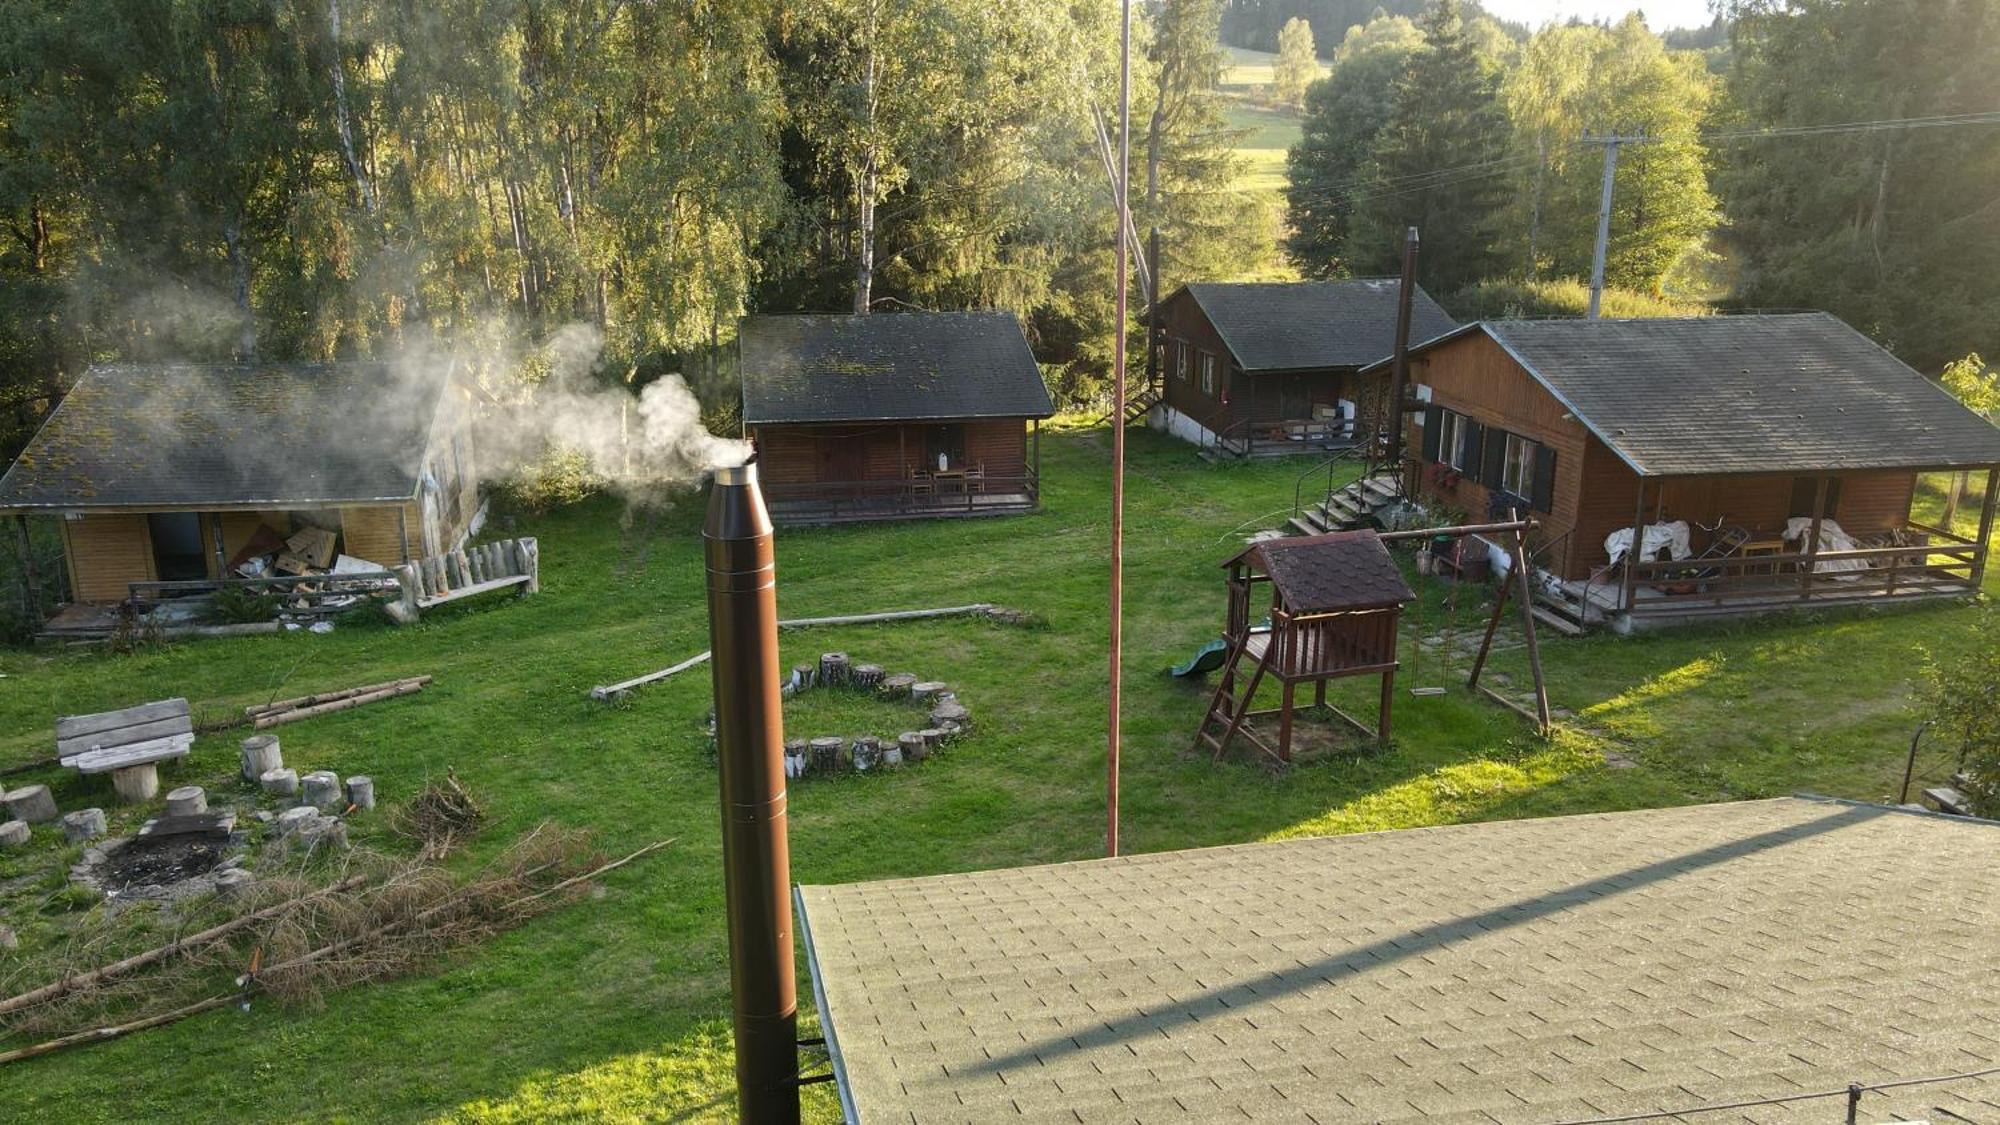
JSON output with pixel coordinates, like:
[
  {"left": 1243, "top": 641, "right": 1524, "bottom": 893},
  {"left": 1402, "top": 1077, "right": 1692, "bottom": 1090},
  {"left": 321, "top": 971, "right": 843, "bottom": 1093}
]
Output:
[{"left": 705, "top": 463, "right": 800, "bottom": 1124}]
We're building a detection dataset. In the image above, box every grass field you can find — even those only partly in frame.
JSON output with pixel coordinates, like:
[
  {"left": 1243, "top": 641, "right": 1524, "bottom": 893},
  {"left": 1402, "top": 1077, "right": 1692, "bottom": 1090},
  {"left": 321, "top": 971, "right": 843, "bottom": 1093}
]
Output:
[
  {"left": 1217, "top": 45, "right": 1321, "bottom": 276},
  {"left": 1, "top": 423, "right": 1993, "bottom": 1121}
]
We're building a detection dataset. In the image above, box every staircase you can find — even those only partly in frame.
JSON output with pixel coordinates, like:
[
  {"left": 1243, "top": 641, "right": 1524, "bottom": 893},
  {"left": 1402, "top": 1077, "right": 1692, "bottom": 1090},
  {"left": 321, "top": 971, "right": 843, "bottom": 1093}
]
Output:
[
  {"left": 1289, "top": 468, "right": 1402, "bottom": 536},
  {"left": 1099, "top": 378, "right": 1162, "bottom": 427},
  {"left": 1192, "top": 637, "right": 1272, "bottom": 762}
]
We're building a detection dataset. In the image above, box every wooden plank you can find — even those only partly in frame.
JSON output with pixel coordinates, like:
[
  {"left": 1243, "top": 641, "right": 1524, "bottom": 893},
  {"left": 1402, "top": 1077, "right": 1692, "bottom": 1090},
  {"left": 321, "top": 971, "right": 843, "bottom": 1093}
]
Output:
[
  {"left": 68, "top": 735, "right": 193, "bottom": 773},
  {"left": 57, "top": 715, "right": 196, "bottom": 759},
  {"left": 414, "top": 573, "right": 530, "bottom": 608},
  {"left": 55, "top": 699, "right": 192, "bottom": 741},
  {"left": 137, "top": 812, "right": 237, "bottom": 839}
]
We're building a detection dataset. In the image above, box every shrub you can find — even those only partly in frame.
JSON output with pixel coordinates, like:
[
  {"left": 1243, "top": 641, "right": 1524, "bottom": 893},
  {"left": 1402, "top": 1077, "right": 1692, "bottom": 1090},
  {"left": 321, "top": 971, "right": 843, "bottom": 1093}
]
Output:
[
  {"left": 500, "top": 448, "right": 607, "bottom": 514},
  {"left": 1918, "top": 605, "right": 2000, "bottom": 817},
  {"left": 1449, "top": 277, "right": 1709, "bottom": 321},
  {"left": 208, "top": 585, "right": 279, "bottom": 624}
]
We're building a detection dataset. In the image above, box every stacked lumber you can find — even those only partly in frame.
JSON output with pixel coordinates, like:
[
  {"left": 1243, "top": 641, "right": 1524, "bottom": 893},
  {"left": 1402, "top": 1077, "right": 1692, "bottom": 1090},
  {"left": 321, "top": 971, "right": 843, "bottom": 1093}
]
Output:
[{"left": 247, "top": 676, "right": 432, "bottom": 729}]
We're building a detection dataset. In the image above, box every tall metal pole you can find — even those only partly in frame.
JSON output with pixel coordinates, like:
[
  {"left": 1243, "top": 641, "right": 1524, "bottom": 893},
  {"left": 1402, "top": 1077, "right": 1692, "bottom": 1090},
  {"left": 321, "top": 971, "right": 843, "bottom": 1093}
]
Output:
[
  {"left": 1107, "top": 0, "right": 1130, "bottom": 859},
  {"left": 1384, "top": 227, "right": 1420, "bottom": 483},
  {"left": 706, "top": 463, "right": 799, "bottom": 1125}
]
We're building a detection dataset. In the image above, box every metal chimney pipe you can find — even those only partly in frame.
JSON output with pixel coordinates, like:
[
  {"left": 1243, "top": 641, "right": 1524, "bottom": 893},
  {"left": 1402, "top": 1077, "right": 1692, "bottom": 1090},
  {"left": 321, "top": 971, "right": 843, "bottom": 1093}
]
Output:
[
  {"left": 1384, "top": 226, "right": 1421, "bottom": 484},
  {"left": 705, "top": 462, "right": 799, "bottom": 1124}
]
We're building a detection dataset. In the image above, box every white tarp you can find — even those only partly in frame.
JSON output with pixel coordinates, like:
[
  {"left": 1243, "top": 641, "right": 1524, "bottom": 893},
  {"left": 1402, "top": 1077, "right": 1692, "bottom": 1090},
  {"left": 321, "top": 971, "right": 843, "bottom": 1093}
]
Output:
[
  {"left": 1605, "top": 521, "right": 1692, "bottom": 568},
  {"left": 1784, "top": 517, "right": 1868, "bottom": 577}
]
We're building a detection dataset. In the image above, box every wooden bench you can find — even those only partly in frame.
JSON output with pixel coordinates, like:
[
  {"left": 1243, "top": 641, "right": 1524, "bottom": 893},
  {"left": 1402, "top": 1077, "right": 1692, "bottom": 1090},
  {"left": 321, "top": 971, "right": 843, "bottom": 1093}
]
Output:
[
  {"left": 57, "top": 698, "right": 194, "bottom": 803},
  {"left": 1924, "top": 786, "right": 1973, "bottom": 817}
]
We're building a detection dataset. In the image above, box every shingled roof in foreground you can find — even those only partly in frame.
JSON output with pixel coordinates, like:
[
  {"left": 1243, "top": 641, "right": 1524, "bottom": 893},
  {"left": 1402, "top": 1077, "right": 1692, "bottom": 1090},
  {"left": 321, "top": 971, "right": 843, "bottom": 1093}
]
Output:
[
  {"left": 798, "top": 797, "right": 2000, "bottom": 1123},
  {"left": 739, "top": 311, "right": 1053, "bottom": 426}
]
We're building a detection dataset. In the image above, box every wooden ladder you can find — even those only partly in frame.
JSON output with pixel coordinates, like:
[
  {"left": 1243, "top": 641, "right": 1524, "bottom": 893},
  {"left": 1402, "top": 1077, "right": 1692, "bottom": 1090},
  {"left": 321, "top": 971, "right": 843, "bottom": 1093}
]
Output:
[{"left": 1191, "top": 638, "right": 1277, "bottom": 762}]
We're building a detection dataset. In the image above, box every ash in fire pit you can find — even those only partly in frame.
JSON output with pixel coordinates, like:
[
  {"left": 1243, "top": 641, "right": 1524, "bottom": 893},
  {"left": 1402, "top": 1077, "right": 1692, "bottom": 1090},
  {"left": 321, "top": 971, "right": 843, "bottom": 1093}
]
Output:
[{"left": 73, "top": 829, "right": 248, "bottom": 907}]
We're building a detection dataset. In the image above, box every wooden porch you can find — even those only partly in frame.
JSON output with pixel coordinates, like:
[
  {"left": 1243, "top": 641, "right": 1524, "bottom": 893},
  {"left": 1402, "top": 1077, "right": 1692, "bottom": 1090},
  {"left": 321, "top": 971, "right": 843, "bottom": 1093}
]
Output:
[{"left": 762, "top": 469, "right": 1040, "bottom": 525}]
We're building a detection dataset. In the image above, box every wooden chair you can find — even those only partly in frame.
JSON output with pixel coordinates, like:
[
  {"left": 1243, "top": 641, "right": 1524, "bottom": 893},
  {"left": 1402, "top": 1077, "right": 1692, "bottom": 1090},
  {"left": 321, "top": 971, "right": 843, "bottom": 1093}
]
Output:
[
  {"left": 908, "top": 467, "right": 934, "bottom": 497},
  {"left": 965, "top": 461, "right": 985, "bottom": 494}
]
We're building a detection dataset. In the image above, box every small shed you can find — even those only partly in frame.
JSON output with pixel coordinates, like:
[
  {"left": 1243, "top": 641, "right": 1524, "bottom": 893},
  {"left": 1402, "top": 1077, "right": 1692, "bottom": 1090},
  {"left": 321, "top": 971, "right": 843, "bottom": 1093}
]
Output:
[
  {"left": 1152, "top": 279, "right": 1457, "bottom": 456},
  {"left": 0, "top": 363, "right": 480, "bottom": 605},
  {"left": 1198, "top": 529, "right": 1415, "bottom": 762},
  {"left": 739, "top": 311, "right": 1055, "bottom": 524}
]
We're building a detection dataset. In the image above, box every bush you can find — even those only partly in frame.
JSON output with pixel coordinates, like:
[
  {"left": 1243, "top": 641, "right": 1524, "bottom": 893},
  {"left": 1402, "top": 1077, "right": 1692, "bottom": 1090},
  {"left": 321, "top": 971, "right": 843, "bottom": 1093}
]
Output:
[
  {"left": 499, "top": 448, "right": 607, "bottom": 514},
  {"left": 1449, "top": 277, "right": 1710, "bottom": 321},
  {"left": 1918, "top": 605, "right": 2000, "bottom": 817},
  {"left": 207, "top": 585, "right": 279, "bottom": 624}
]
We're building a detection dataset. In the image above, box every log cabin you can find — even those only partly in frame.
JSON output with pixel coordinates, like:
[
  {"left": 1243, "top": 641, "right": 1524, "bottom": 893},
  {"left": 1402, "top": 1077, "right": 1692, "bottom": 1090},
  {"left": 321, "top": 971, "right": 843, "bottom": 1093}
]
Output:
[
  {"left": 1361, "top": 314, "right": 2000, "bottom": 630},
  {"left": 0, "top": 362, "right": 481, "bottom": 606},
  {"left": 1150, "top": 279, "right": 1457, "bottom": 457},
  {"left": 739, "top": 311, "right": 1054, "bottom": 524}
]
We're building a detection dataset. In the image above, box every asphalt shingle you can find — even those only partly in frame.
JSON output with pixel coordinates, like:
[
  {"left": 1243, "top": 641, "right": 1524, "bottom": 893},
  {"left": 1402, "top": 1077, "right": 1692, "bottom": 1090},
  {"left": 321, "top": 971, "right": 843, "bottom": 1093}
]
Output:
[
  {"left": 739, "top": 311, "right": 1054, "bottom": 426},
  {"left": 1228, "top": 530, "right": 1415, "bottom": 614},
  {"left": 1183, "top": 280, "right": 1459, "bottom": 372},
  {"left": 0, "top": 363, "right": 442, "bottom": 510},
  {"left": 799, "top": 798, "right": 2000, "bottom": 1123}
]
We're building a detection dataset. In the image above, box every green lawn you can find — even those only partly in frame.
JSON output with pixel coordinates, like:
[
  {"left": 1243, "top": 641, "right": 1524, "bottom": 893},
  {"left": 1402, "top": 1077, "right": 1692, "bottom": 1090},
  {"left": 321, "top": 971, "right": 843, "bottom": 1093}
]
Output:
[
  {"left": 0, "top": 426, "right": 1992, "bottom": 1121},
  {"left": 1218, "top": 45, "right": 1313, "bottom": 278}
]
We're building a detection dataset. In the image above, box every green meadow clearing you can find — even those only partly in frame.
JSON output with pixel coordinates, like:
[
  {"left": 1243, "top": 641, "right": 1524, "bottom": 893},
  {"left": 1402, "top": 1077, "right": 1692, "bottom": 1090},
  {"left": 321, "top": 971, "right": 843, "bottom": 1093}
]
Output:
[{"left": 0, "top": 422, "right": 1992, "bottom": 1121}]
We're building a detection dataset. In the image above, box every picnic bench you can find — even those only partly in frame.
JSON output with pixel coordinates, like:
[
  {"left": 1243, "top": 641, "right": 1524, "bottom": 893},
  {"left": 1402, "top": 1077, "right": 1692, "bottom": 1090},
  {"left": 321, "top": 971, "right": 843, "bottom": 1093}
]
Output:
[{"left": 57, "top": 698, "right": 194, "bottom": 803}]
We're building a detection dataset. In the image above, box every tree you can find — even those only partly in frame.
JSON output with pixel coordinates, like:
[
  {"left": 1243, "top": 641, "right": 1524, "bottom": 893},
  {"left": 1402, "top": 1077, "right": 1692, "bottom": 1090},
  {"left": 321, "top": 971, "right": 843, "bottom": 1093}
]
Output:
[
  {"left": 1273, "top": 17, "right": 1316, "bottom": 106},
  {"left": 1501, "top": 16, "right": 1717, "bottom": 291},
  {"left": 1344, "top": 0, "right": 1512, "bottom": 291},
  {"left": 1919, "top": 605, "right": 2000, "bottom": 818},
  {"left": 1718, "top": 0, "right": 2000, "bottom": 369},
  {"left": 1283, "top": 12, "right": 1421, "bottom": 276},
  {"left": 1939, "top": 354, "right": 2000, "bottom": 419}
]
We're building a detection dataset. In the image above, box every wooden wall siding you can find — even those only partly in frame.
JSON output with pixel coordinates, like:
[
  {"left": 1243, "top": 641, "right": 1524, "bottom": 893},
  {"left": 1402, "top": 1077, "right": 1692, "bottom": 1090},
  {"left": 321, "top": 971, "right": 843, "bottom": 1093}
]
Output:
[
  {"left": 1403, "top": 334, "right": 1593, "bottom": 576},
  {"left": 62, "top": 514, "right": 156, "bottom": 602},
  {"left": 422, "top": 385, "right": 481, "bottom": 549},
  {"left": 1159, "top": 290, "right": 1235, "bottom": 432},
  {"left": 342, "top": 505, "right": 414, "bottom": 564},
  {"left": 1834, "top": 471, "right": 1917, "bottom": 533},
  {"left": 753, "top": 421, "right": 1028, "bottom": 486},
  {"left": 1236, "top": 370, "right": 1351, "bottom": 426}
]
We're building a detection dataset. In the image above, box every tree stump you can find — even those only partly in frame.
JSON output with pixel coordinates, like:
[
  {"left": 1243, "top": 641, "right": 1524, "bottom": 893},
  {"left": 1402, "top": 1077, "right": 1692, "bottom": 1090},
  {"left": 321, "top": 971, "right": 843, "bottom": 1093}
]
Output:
[
  {"left": 61, "top": 808, "right": 107, "bottom": 844},
  {"left": 898, "top": 732, "right": 928, "bottom": 763},
  {"left": 851, "top": 736, "right": 880, "bottom": 772},
  {"left": 809, "top": 737, "right": 844, "bottom": 774},
  {"left": 240, "top": 734, "right": 283, "bottom": 781},
  {"left": 297, "top": 816, "right": 349, "bottom": 852},
  {"left": 937, "top": 720, "right": 965, "bottom": 741},
  {"left": 301, "top": 770, "right": 343, "bottom": 811},
  {"left": 345, "top": 776, "right": 375, "bottom": 811},
  {"left": 215, "top": 868, "right": 256, "bottom": 899},
  {"left": 4, "top": 783, "right": 58, "bottom": 825},
  {"left": 880, "top": 673, "right": 918, "bottom": 699},
  {"left": 929, "top": 700, "right": 970, "bottom": 729},
  {"left": 0, "top": 820, "right": 28, "bottom": 849},
  {"left": 792, "top": 664, "right": 816, "bottom": 691},
  {"left": 917, "top": 729, "right": 946, "bottom": 755},
  {"left": 276, "top": 806, "right": 320, "bottom": 837},
  {"left": 784, "top": 743, "right": 807, "bottom": 779},
  {"left": 819, "top": 652, "right": 851, "bottom": 687},
  {"left": 852, "top": 664, "right": 885, "bottom": 690},
  {"left": 164, "top": 786, "right": 207, "bottom": 817},
  {"left": 911, "top": 681, "right": 947, "bottom": 704},
  {"left": 111, "top": 763, "right": 160, "bottom": 804},
  {"left": 881, "top": 742, "right": 904, "bottom": 767},
  {"left": 260, "top": 768, "right": 300, "bottom": 798}
]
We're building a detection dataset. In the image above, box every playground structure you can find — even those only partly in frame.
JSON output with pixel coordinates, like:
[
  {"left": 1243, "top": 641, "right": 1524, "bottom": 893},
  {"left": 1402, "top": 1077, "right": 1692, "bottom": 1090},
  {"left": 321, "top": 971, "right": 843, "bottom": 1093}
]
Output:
[{"left": 1191, "top": 516, "right": 1551, "bottom": 765}]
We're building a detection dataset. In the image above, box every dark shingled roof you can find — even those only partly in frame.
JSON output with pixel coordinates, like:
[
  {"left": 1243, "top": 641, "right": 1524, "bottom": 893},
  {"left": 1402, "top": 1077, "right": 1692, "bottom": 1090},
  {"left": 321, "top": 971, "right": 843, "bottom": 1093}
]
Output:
[
  {"left": 1181, "top": 279, "right": 1459, "bottom": 372},
  {"left": 800, "top": 797, "right": 2000, "bottom": 1124},
  {"left": 1380, "top": 314, "right": 2000, "bottom": 476},
  {"left": 0, "top": 363, "right": 443, "bottom": 510},
  {"left": 739, "top": 311, "right": 1053, "bottom": 426},
  {"left": 1228, "top": 530, "right": 1414, "bottom": 613}
]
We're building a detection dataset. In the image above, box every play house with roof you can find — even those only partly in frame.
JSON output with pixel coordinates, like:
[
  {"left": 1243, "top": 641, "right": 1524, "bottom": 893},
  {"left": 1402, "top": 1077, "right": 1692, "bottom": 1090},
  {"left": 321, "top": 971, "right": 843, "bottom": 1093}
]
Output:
[
  {"left": 1149, "top": 279, "right": 1457, "bottom": 458},
  {"left": 0, "top": 362, "right": 481, "bottom": 605},
  {"left": 738, "top": 311, "right": 1054, "bottom": 524},
  {"left": 1368, "top": 313, "right": 2000, "bottom": 630}
]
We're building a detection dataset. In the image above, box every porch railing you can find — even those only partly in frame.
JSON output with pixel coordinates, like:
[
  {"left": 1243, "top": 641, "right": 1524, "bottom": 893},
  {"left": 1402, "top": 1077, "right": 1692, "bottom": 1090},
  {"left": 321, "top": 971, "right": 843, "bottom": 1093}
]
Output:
[
  {"left": 761, "top": 470, "right": 1039, "bottom": 521},
  {"left": 1618, "top": 537, "right": 1981, "bottom": 615}
]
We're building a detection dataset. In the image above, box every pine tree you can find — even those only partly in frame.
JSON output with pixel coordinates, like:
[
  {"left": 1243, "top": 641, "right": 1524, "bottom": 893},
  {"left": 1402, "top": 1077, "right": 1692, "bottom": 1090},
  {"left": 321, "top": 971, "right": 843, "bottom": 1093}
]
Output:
[
  {"left": 1284, "top": 13, "right": 1422, "bottom": 278},
  {"left": 1344, "top": 0, "right": 1511, "bottom": 292}
]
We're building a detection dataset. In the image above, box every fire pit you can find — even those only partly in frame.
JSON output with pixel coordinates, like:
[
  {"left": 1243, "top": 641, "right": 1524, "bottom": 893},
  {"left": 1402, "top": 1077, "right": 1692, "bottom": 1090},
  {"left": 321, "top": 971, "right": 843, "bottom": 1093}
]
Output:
[{"left": 72, "top": 823, "right": 247, "bottom": 906}]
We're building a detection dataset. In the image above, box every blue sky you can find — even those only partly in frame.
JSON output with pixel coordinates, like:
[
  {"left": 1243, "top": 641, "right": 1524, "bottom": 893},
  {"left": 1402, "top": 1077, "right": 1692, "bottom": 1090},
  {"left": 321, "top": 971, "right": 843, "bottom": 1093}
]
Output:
[{"left": 1481, "top": 0, "right": 1717, "bottom": 31}]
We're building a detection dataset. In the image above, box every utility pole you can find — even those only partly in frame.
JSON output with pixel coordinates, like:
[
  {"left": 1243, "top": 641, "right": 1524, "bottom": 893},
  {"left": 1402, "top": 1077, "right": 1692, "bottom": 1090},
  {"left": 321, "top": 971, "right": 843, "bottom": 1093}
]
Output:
[
  {"left": 1383, "top": 227, "right": 1420, "bottom": 487},
  {"left": 1107, "top": 0, "right": 1130, "bottom": 859},
  {"left": 1580, "top": 131, "right": 1652, "bottom": 319}
]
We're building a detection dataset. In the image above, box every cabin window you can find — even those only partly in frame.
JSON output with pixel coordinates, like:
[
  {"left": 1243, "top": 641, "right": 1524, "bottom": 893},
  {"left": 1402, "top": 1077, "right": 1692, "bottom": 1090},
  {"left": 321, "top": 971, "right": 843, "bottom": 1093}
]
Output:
[
  {"left": 1199, "top": 353, "right": 1217, "bottom": 396},
  {"left": 1501, "top": 433, "right": 1536, "bottom": 496},
  {"left": 1174, "top": 340, "right": 1190, "bottom": 382},
  {"left": 1438, "top": 411, "right": 1471, "bottom": 471}
]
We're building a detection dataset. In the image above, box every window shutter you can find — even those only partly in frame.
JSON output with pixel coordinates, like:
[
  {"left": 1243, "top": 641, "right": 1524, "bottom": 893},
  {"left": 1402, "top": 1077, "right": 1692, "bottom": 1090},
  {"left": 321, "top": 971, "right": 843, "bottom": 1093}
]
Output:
[
  {"left": 1421, "top": 405, "right": 1444, "bottom": 461},
  {"left": 1478, "top": 427, "right": 1505, "bottom": 488},
  {"left": 1531, "top": 444, "right": 1557, "bottom": 512}
]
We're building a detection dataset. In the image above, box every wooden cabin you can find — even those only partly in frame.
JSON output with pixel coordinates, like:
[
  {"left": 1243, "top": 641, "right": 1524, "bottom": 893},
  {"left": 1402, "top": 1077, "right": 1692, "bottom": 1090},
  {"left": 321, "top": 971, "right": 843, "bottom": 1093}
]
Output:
[
  {"left": 1198, "top": 530, "right": 1416, "bottom": 762},
  {"left": 1364, "top": 314, "right": 2000, "bottom": 629},
  {"left": 0, "top": 363, "right": 481, "bottom": 605},
  {"left": 739, "top": 311, "right": 1054, "bottom": 524},
  {"left": 1151, "top": 280, "right": 1457, "bottom": 457}
]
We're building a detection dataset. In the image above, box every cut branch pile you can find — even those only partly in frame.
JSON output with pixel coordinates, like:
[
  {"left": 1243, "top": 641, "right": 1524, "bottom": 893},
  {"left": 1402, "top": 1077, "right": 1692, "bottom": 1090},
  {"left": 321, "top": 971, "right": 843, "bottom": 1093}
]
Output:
[
  {"left": 0, "top": 824, "right": 674, "bottom": 1065},
  {"left": 246, "top": 676, "right": 432, "bottom": 729},
  {"left": 389, "top": 771, "right": 483, "bottom": 859}
]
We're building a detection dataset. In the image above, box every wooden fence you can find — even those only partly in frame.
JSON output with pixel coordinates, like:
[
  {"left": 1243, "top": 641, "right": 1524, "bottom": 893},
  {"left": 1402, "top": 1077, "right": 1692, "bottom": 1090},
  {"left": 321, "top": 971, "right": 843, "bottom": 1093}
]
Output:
[{"left": 127, "top": 537, "right": 538, "bottom": 625}]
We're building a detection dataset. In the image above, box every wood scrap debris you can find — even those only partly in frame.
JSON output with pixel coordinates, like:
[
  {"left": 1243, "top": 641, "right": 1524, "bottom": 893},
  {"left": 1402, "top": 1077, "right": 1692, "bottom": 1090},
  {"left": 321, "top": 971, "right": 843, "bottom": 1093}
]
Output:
[
  {"left": 589, "top": 603, "right": 1020, "bottom": 700},
  {"left": 246, "top": 676, "right": 432, "bottom": 729}
]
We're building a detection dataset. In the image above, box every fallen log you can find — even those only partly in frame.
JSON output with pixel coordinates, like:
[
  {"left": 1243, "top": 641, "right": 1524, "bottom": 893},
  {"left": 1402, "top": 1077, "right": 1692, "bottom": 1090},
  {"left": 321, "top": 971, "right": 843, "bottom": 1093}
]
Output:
[
  {"left": 248, "top": 676, "right": 433, "bottom": 718},
  {"left": 252, "top": 680, "right": 429, "bottom": 729},
  {"left": 0, "top": 756, "right": 59, "bottom": 779},
  {"left": 588, "top": 604, "right": 1003, "bottom": 700},
  {"left": 0, "top": 994, "right": 238, "bottom": 1066},
  {"left": 0, "top": 875, "right": 370, "bottom": 1018}
]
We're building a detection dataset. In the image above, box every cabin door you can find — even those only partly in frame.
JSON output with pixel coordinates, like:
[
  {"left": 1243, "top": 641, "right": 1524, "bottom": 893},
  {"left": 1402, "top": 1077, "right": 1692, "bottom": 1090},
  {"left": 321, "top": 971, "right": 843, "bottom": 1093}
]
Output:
[
  {"left": 147, "top": 513, "right": 209, "bottom": 582},
  {"left": 820, "top": 432, "right": 867, "bottom": 484}
]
